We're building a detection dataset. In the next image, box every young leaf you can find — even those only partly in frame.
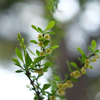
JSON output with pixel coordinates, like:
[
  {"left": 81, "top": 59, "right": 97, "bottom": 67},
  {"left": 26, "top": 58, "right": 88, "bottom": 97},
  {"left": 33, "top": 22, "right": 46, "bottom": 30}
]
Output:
[
  {"left": 51, "top": 81, "right": 57, "bottom": 93},
  {"left": 43, "top": 84, "right": 51, "bottom": 90},
  {"left": 46, "top": 31, "right": 55, "bottom": 34},
  {"left": 33, "top": 56, "right": 45, "bottom": 65},
  {"left": 50, "top": 45, "right": 59, "bottom": 50},
  {"left": 45, "top": 21, "right": 55, "bottom": 32},
  {"left": 28, "top": 48, "right": 36, "bottom": 56},
  {"left": 70, "top": 62, "right": 79, "bottom": 69},
  {"left": 38, "top": 27, "right": 43, "bottom": 33},
  {"left": 77, "top": 47, "right": 84, "bottom": 54},
  {"left": 53, "top": 74, "right": 60, "bottom": 81},
  {"left": 36, "top": 50, "right": 40, "bottom": 56},
  {"left": 90, "top": 65, "right": 93, "bottom": 69},
  {"left": 15, "top": 47, "right": 23, "bottom": 62},
  {"left": 95, "top": 49, "right": 99, "bottom": 54},
  {"left": 30, "top": 40, "right": 38, "bottom": 44},
  {"left": 38, "top": 37, "right": 45, "bottom": 41},
  {"left": 25, "top": 52, "right": 32, "bottom": 67},
  {"left": 88, "top": 46, "right": 94, "bottom": 52},
  {"left": 82, "top": 53, "right": 87, "bottom": 63},
  {"left": 66, "top": 61, "right": 73, "bottom": 72},
  {"left": 44, "top": 62, "right": 52, "bottom": 66},
  {"left": 12, "top": 58, "right": 23, "bottom": 68},
  {"left": 91, "top": 40, "right": 96, "bottom": 51},
  {"left": 43, "top": 66, "right": 49, "bottom": 72},
  {"left": 43, "top": 40, "right": 50, "bottom": 47},
  {"left": 31, "top": 25, "right": 39, "bottom": 32},
  {"left": 15, "top": 70, "right": 24, "bottom": 73}
]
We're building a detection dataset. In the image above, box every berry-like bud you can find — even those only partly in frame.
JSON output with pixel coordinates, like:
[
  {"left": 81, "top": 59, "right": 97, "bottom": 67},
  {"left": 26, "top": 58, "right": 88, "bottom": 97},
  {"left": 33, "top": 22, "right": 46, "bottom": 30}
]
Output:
[
  {"left": 40, "top": 52, "right": 45, "bottom": 56},
  {"left": 44, "top": 34, "right": 50, "bottom": 39},
  {"left": 38, "top": 41, "right": 43, "bottom": 47},
  {"left": 57, "top": 89, "right": 65, "bottom": 95},
  {"left": 50, "top": 96, "right": 55, "bottom": 100},
  {"left": 38, "top": 34, "right": 42, "bottom": 39},
  {"left": 46, "top": 48, "right": 52, "bottom": 54}
]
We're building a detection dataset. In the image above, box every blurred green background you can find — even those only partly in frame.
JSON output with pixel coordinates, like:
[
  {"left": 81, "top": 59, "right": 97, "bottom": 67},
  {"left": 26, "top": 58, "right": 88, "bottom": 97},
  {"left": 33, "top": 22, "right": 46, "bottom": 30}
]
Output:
[{"left": 0, "top": 0, "right": 100, "bottom": 100}]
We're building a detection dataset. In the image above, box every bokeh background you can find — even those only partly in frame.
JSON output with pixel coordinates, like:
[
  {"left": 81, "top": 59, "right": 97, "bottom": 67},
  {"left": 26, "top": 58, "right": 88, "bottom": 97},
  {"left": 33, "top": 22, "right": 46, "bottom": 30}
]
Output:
[{"left": 0, "top": 0, "right": 100, "bottom": 100}]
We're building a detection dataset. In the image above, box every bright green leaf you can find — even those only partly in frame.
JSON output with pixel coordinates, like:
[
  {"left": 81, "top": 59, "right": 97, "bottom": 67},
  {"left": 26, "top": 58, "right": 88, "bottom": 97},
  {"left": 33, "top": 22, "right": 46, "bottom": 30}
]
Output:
[
  {"left": 28, "top": 48, "right": 36, "bottom": 56},
  {"left": 46, "top": 31, "right": 55, "bottom": 34},
  {"left": 90, "top": 65, "right": 93, "bottom": 69},
  {"left": 36, "top": 50, "right": 40, "bottom": 56},
  {"left": 88, "top": 46, "right": 94, "bottom": 52},
  {"left": 44, "top": 62, "right": 52, "bottom": 66},
  {"left": 31, "top": 25, "right": 39, "bottom": 32},
  {"left": 45, "top": 21, "right": 55, "bottom": 32},
  {"left": 43, "top": 84, "right": 51, "bottom": 90},
  {"left": 15, "top": 70, "right": 24, "bottom": 73},
  {"left": 30, "top": 40, "right": 38, "bottom": 44},
  {"left": 43, "top": 40, "right": 50, "bottom": 47},
  {"left": 70, "top": 62, "right": 79, "bottom": 69},
  {"left": 12, "top": 58, "right": 23, "bottom": 68},
  {"left": 95, "top": 49, "right": 99, "bottom": 54},
  {"left": 25, "top": 52, "right": 32, "bottom": 67},
  {"left": 53, "top": 74, "right": 60, "bottom": 81},
  {"left": 38, "top": 37, "right": 45, "bottom": 41},
  {"left": 77, "top": 47, "right": 85, "bottom": 54},
  {"left": 33, "top": 56, "right": 45, "bottom": 65},
  {"left": 38, "top": 27, "right": 43, "bottom": 33},
  {"left": 66, "top": 61, "right": 73, "bottom": 72},
  {"left": 91, "top": 40, "right": 96, "bottom": 51},
  {"left": 50, "top": 45, "right": 59, "bottom": 50},
  {"left": 15, "top": 47, "right": 23, "bottom": 62},
  {"left": 43, "top": 66, "right": 49, "bottom": 72}
]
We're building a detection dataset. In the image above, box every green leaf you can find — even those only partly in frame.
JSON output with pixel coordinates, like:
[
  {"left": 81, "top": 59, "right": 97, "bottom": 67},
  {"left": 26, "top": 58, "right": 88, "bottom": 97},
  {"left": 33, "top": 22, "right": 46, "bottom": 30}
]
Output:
[
  {"left": 43, "top": 66, "right": 49, "bottom": 72},
  {"left": 51, "top": 81, "right": 57, "bottom": 93},
  {"left": 43, "top": 84, "right": 51, "bottom": 90},
  {"left": 25, "top": 52, "right": 32, "bottom": 67},
  {"left": 53, "top": 74, "right": 60, "bottom": 81},
  {"left": 50, "top": 45, "right": 59, "bottom": 50},
  {"left": 46, "top": 31, "right": 55, "bottom": 34},
  {"left": 82, "top": 53, "right": 87, "bottom": 63},
  {"left": 38, "top": 37, "right": 45, "bottom": 41},
  {"left": 30, "top": 40, "right": 38, "bottom": 44},
  {"left": 45, "top": 21, "right": 55, "bottom": 32},
  {"left": 33, "top": 56, "right": 45, "bottom": 65},
  {"left": 43, "top": 40, "right": 50, "bottom": 47},
  {"left": 31, "top": 25, "right": 39, "bottom": 32},
  {"left": 77, "top": 47, "right": 85, "bottom": 54},
  {"left": 36, "top": 50, "right": 40, "bottom": 56},
  {"left": 88, "top": 46, "right": 94, "bottom": 52},
  {"left": 90, "top": 65, "right": 93, "bottom": 69},
  {"left": 95, "top": 49, "right": 99, "bottom": 54},
  {"left": 15, "top": 47, "right": 23, "bottom": 62},
  {"left": 28, "top": 48, "right": 36, "bottom": 56},
  {"left": 70, "top": 62, "right": 79, "bottom": 70},
  {"left": 91, "top": 40, "right": 96, "bottom": 51},
  {"left": 70, "top": 77, "right": 78, "bottom": 82},
  {"left": 66, "top": 61, "right": 73, "bottom": 72},
  {"left": 12, "top": 58, "right": 22, "bottom": 68},
  {"left": 38, "top": 27, "right": 43, "bottom": 33},
  {"left": 77, "top": 57, "right": 82, "bottom": 64},
  {"left": 15, "top": 70, "right": 24, "bottom": 73},
  {"left": 44, "top": 62, "right": 52, "bottom": 66}
]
